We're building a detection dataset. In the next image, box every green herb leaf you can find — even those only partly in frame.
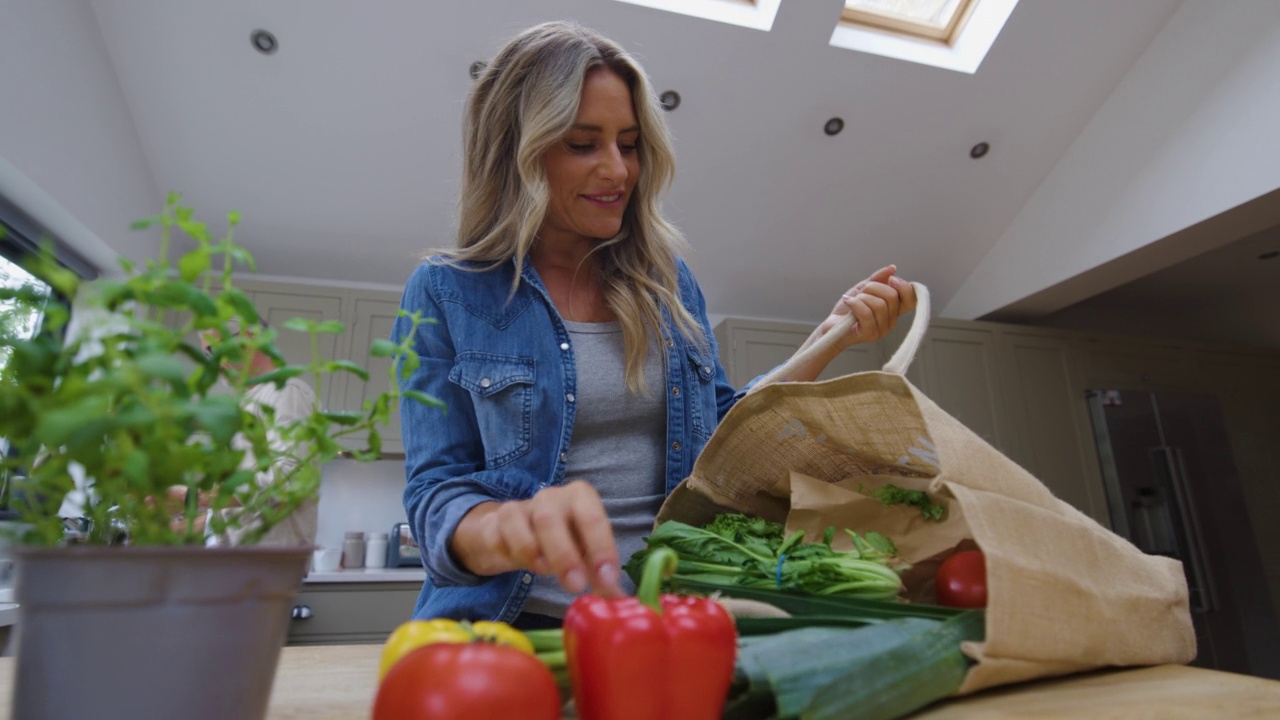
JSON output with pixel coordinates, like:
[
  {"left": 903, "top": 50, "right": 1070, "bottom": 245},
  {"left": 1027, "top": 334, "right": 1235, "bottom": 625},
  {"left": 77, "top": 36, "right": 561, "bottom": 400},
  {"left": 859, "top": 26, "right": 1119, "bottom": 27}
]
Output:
[
  {"left": 860, "top": 483, "right": 945, "bottom": 522},
  {"left": 369, "top": 338, "right": 399, "bottom": 357},
  {"left": 325, "top": 360, "right": 369, "bottom": 381},
  {"left": 247, "top": 366, "right": 307, "bottom": 388},
  {"left": 402, "top": 390, "right": 445, "bottom": 409}
]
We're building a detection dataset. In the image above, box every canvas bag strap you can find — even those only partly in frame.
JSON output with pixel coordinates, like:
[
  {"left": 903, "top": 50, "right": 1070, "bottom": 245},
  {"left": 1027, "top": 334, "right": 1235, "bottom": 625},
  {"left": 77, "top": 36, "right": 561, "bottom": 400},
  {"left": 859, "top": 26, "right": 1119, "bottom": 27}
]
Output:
[{"left": 749, "top": 282, "right": 930, "bottom": 391}]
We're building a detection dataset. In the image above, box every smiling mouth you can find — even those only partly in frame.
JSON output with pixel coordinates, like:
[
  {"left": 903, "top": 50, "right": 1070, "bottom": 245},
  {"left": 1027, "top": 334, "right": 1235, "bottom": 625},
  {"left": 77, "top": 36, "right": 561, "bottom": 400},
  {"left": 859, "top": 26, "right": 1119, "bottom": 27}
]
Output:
[{"left": 583, "top": 193, "right": 623, "bottom": 204}]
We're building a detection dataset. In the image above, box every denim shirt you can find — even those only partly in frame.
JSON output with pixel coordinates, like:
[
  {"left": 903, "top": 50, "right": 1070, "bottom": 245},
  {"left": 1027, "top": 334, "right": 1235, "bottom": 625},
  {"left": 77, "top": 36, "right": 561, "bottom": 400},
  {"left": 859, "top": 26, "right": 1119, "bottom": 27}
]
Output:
[{"left": 392, "top": 257, "right": 749, "bottom": 622}]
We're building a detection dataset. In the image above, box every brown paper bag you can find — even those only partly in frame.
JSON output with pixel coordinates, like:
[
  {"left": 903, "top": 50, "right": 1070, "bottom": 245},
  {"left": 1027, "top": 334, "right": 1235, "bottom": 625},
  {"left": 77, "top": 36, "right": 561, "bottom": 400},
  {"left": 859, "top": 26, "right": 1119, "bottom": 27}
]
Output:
[{"left": 656, "top": 283, "right": 1195, "bottom": 693}]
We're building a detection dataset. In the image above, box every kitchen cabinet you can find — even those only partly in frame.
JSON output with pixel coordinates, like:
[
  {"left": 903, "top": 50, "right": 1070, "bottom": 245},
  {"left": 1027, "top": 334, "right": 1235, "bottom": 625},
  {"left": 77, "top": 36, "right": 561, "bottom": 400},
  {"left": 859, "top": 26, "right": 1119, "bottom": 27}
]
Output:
[
  {"left": 1072, "top": 336, "right": 1197, "bottom": 390},
  {"left": 337, "top": 297, "right": 404, "bottom": 452},
  {"left": 713, "top": 318, "right": 889, "bottom": 386},
  {"left": 241, "top": 286, "right": 346, "bottom": 412},
  {"left": 161, "top": 277, "right": 425, "bottom": 456},
  {"left": 915, "top": 322, "right": 1009, "bottom": 452},
  {"left": 286, "top": 582, "right": 418, "bottom": 646},
  {"left": 235, "top": 281, "right": 407, "bottom": 454},
  {"left": 994, "top": 330, "right": 1106, "bottom": 524}
]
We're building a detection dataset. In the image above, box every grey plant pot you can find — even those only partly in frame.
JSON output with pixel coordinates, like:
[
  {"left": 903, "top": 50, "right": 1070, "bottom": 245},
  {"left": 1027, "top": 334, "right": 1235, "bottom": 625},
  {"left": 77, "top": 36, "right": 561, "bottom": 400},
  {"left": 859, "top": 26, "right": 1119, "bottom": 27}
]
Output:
[{"left": 12, "top": 545, "right": 310, "bottom": 720}]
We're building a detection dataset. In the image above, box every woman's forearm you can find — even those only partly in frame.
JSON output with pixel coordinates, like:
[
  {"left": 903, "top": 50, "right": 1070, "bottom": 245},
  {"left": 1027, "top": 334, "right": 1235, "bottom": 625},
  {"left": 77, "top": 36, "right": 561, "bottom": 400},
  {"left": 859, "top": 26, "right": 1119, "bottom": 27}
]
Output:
[{"left": 448, "top": 500, "right": 504, "bottom": 575}]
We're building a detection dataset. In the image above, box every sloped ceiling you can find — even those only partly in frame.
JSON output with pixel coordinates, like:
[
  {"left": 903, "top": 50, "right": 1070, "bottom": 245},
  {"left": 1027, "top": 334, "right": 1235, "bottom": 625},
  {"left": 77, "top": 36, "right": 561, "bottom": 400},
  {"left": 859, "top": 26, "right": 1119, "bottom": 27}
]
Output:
[{"left": 84, "top": 0, "right": 1191, "bottom": 329}]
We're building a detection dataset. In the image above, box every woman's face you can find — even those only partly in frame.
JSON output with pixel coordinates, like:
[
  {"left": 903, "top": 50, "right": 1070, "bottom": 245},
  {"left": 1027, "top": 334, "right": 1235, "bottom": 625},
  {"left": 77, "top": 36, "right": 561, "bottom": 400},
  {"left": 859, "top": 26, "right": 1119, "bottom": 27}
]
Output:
[{"left": 540, "top": 68, "right": 640, "bottom": 247}]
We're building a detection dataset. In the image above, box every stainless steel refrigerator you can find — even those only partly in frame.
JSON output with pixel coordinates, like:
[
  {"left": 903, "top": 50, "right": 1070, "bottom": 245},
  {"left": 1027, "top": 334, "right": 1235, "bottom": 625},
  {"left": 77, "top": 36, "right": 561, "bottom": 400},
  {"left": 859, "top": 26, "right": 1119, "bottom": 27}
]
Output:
[{"left": 1086, "top": 389, "right": 1280, "bottom": 679}]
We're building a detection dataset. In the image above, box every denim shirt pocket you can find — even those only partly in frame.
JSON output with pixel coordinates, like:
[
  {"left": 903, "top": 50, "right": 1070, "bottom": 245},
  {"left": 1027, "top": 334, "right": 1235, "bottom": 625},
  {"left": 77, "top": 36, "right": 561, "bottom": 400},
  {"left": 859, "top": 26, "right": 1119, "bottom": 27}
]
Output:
[
  {"left": 448, "top": 352, "right": 536, "bottom": 469},
  {"left": 684, "top": 344, "right": 717, "bottom": 443}
]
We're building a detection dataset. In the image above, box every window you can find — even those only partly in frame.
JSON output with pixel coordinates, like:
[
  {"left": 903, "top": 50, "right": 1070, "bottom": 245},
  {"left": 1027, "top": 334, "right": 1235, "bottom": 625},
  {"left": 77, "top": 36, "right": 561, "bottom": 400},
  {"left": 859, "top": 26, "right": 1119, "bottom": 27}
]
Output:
[
  {"left": 842, "top": 0, "right": 975, "bottom": 44},
  {"left": 831, "top": 0, "right": 1019, "bottom": 74},
  {"left": 0, "top": 192, "right": 94, "bottom": 361},
  {"left": 0, "top": 195, "right": 93, "bottom": 513},
  {"left": 0, "top": 248, "right": 50, "bottom": 372},
  {"left": 613, "top": 0, "right": 782, "bottom": 33}
]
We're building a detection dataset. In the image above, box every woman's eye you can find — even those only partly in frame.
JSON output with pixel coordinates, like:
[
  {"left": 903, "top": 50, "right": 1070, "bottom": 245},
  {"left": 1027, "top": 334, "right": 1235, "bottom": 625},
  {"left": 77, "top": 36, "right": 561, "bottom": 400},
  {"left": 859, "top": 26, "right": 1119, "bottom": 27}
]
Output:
[
  {"left": 619, "top": 143, "right": 638, "bottom": 154},
  {"left": 567, "top": 142, "right": 594, "bottom": 153}
]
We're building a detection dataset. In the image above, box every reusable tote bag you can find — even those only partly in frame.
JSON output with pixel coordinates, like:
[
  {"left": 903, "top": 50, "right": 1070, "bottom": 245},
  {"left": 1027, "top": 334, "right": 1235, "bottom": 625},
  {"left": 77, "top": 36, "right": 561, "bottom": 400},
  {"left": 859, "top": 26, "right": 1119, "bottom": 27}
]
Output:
[{"left": 656, "top": 283, "right": 1195, "bottom": 693}]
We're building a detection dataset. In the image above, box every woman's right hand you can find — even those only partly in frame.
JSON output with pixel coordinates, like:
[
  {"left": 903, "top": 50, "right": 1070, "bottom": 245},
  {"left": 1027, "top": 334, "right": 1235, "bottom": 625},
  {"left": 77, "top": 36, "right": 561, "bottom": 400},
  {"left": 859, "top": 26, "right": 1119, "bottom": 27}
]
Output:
[{"left": 449, "top": 480, "right": 625, "bottom": 597}]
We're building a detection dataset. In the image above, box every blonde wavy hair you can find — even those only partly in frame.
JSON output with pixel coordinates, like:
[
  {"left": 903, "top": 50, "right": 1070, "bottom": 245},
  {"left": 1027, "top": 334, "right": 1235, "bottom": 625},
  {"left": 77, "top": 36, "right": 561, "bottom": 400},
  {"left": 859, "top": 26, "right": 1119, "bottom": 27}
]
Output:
[{"left": 433, "top": 21, "right": 705, "bottom": 393}]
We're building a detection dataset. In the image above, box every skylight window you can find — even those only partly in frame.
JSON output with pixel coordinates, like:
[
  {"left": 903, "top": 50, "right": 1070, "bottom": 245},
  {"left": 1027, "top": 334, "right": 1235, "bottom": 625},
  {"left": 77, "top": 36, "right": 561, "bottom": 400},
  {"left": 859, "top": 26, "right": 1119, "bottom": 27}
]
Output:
[
  {"left": 842, "top": 0, "right": 973, "bottom": 43},
  {"left": 831, "top": 0, "right": 1019, "bottom": 74},
  {"left": 613, "top": 0, "right": 781, "bottom": 32}
]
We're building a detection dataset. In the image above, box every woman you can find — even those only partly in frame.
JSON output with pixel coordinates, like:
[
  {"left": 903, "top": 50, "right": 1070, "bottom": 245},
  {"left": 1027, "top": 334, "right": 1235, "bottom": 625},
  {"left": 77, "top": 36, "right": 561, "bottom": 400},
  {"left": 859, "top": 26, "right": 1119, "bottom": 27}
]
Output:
[{"left": 393, "top": 21, "right": 916, "bottom": 627}]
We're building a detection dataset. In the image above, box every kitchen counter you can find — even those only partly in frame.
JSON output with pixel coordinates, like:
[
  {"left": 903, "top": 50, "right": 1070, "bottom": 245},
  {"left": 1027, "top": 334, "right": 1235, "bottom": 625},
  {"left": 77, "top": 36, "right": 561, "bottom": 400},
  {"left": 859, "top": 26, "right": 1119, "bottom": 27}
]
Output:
[
  {"left": 304, "top": 567, "right": 425, "bottom": 584},
  {"left": 2, "top": 645, "right": 1274, "bottom": 719}
]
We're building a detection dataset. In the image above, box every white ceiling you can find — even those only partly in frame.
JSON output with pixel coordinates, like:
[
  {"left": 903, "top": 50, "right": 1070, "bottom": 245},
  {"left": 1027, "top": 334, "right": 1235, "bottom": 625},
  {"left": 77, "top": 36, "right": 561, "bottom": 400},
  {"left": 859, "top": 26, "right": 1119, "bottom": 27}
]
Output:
[{"left": 84, "top": 0, "right": 1212, "bottom": 334}]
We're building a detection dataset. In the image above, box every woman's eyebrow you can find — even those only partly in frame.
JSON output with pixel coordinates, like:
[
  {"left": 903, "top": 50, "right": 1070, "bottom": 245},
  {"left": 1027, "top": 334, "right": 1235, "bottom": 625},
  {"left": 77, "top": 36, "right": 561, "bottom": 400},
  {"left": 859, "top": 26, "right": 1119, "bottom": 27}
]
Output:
[{"left": 570, "top": 123, "right": 641, "bottom": 134}]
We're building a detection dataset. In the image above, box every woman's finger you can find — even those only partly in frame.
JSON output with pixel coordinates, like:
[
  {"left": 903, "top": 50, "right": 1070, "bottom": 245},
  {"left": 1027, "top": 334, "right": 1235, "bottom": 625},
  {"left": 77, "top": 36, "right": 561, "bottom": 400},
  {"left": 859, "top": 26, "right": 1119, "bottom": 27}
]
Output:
[
  {"left": 859, "top": 282, "right": 899, "bottom": 334},
  {"left": 844, "top": 293, "right": 885, "bottom": 341},
  {"left": 889, "top": 275, "right": 917, "bottom": 313},
  {"left": 528, "top": 491, "right": 591, "bottom": 593},
  {"left": 562, "top": 481, "right": 623, "bottom": 597}
]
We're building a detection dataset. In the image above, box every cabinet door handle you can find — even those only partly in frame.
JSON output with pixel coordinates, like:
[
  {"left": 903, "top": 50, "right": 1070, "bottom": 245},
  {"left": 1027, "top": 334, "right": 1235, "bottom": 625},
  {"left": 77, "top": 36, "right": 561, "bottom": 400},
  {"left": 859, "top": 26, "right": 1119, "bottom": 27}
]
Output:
[{"left": 291, "top": 604, "right": 313, "bottom": 620}]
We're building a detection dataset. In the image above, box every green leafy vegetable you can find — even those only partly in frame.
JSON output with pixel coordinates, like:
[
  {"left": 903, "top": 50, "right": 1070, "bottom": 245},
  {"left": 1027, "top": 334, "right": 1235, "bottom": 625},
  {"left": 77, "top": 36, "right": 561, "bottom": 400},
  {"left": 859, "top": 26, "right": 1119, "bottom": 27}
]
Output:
[
  {"left": 860, "top": 483, "right": 945, "bottom": 521},
  {"left": 723, "top": 611, "right": 984, "bottom": 720},
  {"left": 625, "top": 513, "right": 908, "bottom": 601}
]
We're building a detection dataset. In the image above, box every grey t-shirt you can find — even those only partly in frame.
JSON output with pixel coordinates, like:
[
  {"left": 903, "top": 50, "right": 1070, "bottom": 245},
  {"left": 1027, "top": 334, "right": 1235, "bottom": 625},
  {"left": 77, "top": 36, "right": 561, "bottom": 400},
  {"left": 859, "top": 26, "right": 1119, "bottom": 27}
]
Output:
[{"left": 521, "top": 320, "right": 666, "bottom": 617}]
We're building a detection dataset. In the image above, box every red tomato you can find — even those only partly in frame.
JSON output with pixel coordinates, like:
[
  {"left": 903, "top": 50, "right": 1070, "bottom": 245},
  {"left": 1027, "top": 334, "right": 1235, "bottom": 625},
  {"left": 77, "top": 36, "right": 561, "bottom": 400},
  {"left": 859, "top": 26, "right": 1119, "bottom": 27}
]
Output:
[
  {"left": 372, "top": 642, "right": 561, "bottom": 720},
  {"left": 935, "top": 550, "right": 988, "bottom": 608}
]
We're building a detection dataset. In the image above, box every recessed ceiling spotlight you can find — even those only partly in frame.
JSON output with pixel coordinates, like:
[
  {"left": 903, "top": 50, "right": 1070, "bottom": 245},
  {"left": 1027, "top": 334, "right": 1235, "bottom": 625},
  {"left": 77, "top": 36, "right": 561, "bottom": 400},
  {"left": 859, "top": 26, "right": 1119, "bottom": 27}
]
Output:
[
  {"left": 250, "top": 29, "right": 278, "bottom": 55},
  {"left": 824, "top": 117, "right": 844, "bottom": 136},
  {"left": 970, "top": 142, "right": 990, "bottom": 159},
  {"left": 1259, "top": 250, "right": 1280, "bottom": 260},
  {"left": 659, "top": 90, "right": 681, "bottom": 112},
  {"left": 469, "top": 61, "right": 487, "bottom": 80}
]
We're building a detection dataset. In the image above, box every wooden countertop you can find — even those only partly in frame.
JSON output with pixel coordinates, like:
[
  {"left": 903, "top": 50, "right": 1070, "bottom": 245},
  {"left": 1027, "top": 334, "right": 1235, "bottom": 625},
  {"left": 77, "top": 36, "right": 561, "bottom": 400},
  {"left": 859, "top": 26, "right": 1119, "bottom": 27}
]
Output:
[{"left": 1, "top": 644, "right": 1277, "bottom": 719}]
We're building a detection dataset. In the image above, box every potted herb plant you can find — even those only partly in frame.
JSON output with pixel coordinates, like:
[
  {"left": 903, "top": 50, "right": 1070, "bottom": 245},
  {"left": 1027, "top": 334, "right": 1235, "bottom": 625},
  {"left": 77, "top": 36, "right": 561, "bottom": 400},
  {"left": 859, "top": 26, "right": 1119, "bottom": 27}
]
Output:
[{"left": 0, "top": 194, "right": 437, "bottom": 720}]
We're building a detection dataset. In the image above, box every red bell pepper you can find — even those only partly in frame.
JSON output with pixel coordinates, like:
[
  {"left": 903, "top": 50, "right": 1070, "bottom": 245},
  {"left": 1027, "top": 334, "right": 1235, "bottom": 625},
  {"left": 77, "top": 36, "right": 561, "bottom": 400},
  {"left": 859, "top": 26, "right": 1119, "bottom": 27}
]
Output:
[{"left": 563, "top": 547, "right": 737, "bottom": 720}]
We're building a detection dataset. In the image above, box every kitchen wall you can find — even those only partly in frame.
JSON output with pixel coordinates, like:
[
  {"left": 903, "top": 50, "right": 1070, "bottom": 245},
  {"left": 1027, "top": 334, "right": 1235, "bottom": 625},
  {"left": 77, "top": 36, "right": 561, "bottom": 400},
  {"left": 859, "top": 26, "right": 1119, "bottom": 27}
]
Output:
[{"left": 314, "top": 459, "right": 408, "bottom": 554}]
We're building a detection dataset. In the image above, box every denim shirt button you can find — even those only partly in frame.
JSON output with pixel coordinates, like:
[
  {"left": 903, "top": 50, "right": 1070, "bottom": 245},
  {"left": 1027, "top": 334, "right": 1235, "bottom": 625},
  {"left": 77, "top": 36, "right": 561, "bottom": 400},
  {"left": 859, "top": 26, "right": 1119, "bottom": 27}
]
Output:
[
  {"left": 522, "top": 573, "right": 533, "bottom": 585},
  {"left": 671, "top": 441, "right": 681, "bottom": 451},
  {"left": 566, "top": 393, "right": 576, "bottom": 403},
  {"left": 559, "top": 452, "right": 568, "bottom": 463},
  {"left": 479, "top": 377, "right": 492, "bottom": 389},
  {"left": 560, "top": 342, "right": 570, "bottom": 351},
  {"left": 671, "top": 387, "right": 680, "bottom": 397}
]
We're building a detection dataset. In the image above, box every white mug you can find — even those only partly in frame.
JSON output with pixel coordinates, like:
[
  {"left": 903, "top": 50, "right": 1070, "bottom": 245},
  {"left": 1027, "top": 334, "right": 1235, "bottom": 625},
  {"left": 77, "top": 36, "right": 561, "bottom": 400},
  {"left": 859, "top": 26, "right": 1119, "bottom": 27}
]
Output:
[{"left": 312, "top": 547, "right": 343, "bottom": 573}]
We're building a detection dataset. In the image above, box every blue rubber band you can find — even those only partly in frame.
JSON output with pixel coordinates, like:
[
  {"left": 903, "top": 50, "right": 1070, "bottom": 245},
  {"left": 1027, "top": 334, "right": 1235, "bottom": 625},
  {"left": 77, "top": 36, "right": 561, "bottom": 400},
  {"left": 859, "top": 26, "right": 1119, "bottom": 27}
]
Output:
[{"left": 775, "top": 553, "right": 787, "bottom": 589}]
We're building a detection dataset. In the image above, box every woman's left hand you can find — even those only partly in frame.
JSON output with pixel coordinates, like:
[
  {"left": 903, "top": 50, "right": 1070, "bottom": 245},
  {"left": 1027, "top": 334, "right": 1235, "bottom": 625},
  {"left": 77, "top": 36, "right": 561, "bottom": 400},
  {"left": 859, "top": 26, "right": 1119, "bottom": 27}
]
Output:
[
  {"left": 817, "top": 264, "right": 917, "bottom": 350},
  {"left": 781, "top": 265, "right": 917, "bottom": 384}
]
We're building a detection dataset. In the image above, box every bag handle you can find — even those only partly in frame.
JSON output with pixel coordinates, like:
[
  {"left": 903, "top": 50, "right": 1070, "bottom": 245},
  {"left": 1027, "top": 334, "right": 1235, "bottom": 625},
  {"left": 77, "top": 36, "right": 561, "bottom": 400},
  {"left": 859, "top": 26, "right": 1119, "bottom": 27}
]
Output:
[{"left": 749, "top": 282, "right": 929, "bottom": 391}]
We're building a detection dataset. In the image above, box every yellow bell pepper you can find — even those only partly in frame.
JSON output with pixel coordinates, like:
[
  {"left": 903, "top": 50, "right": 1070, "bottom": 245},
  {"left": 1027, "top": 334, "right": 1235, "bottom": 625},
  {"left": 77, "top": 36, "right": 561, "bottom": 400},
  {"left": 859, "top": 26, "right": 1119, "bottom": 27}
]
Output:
[
  {"left": 378, "top": 619, "right": 474, "bottom": 679},
  {"left": 471, "top": 620, "right": 535, "bottom": 654},
  {"left": 378, "top": 618, "right": 535, "bottom": 680}
]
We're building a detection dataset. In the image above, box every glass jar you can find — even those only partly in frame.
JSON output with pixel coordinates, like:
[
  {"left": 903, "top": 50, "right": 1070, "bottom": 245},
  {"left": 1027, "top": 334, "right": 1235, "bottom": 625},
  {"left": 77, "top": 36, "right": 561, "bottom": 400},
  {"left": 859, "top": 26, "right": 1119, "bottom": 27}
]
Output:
[
  {"left": 364, "top": 532, "right": 389, "bottom": 569},
  {"left": 342, "top": 531, "right": 366, "bottom": 570}
]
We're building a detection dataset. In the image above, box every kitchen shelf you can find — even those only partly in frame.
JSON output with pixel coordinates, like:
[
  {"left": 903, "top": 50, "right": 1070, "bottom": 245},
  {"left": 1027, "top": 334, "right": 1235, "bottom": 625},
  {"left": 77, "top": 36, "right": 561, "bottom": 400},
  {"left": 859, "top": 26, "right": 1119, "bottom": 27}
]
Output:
[{"left": 304, "top": 568, "right": 424, "bottom": 584}]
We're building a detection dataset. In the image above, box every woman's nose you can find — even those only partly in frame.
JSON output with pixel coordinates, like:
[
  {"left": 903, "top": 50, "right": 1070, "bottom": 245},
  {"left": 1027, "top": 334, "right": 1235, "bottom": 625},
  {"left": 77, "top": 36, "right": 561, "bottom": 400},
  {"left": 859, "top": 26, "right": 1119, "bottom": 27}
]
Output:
[{"left": 597, "top": 145, "right": 628, "bottom": 182}]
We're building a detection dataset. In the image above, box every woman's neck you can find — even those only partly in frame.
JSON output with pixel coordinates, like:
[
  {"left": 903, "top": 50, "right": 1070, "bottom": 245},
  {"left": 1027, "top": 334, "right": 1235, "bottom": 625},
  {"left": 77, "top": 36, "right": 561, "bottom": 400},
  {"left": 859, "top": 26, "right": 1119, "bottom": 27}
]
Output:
[{"left": 530, "top": 239, "right": 615, "bottom": 323}]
